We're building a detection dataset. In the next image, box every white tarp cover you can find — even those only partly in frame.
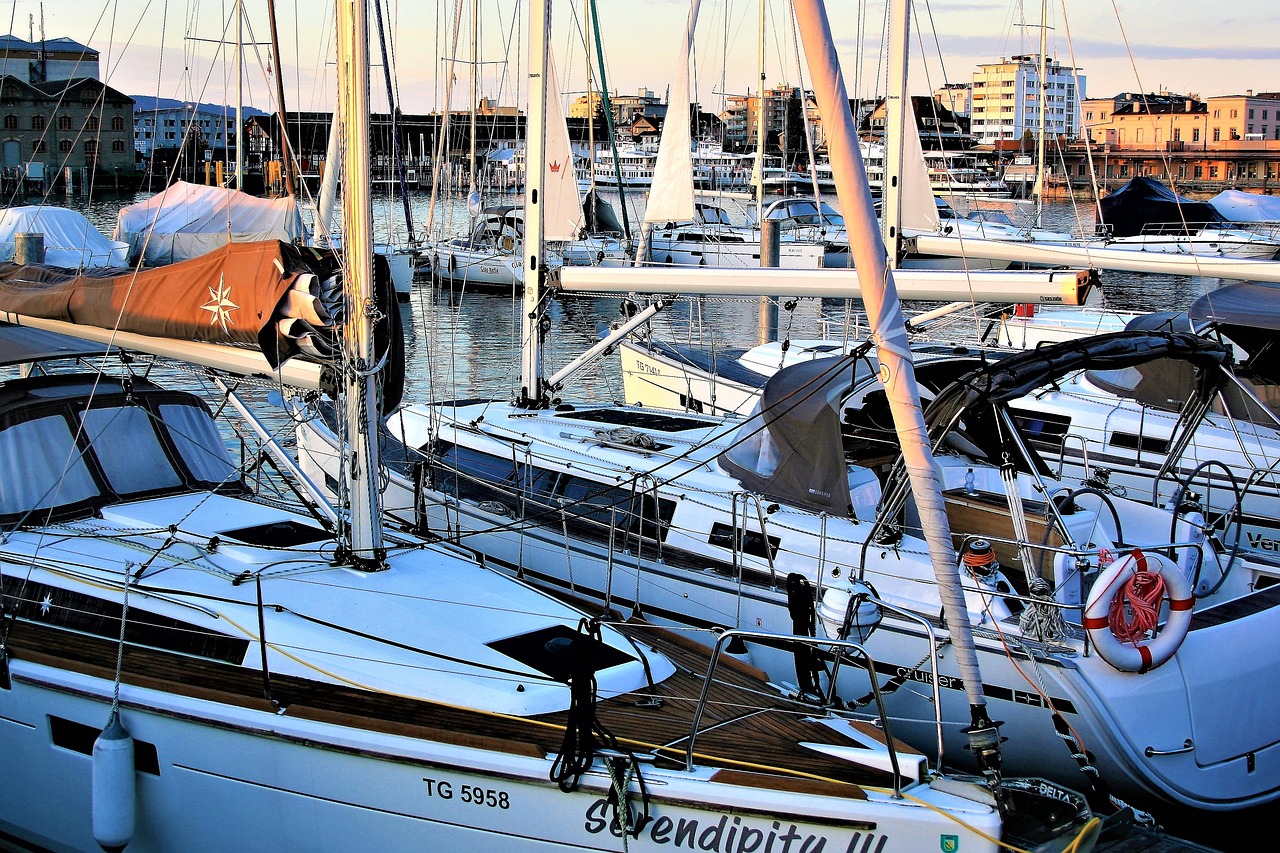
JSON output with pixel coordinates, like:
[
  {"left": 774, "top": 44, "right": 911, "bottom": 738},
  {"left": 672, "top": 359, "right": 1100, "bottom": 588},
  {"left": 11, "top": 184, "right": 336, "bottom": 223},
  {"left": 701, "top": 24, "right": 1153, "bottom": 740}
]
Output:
[
  {"left": 0, "top": 206, "right": 128, "bottom": 269},
  {"left": 1210, "top": 190, "right": 1280, "bottom": 222},
  {"left": 114, "top": 181, "right": 307, "bottom": 266}
]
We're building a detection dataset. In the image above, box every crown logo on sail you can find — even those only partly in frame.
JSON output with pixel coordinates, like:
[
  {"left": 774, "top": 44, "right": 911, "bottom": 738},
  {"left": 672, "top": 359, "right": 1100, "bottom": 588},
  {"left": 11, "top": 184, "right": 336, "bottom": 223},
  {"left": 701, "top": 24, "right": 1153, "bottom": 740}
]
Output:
[{"left": 549, "top": 160, "right": 562, "bottom": 173}]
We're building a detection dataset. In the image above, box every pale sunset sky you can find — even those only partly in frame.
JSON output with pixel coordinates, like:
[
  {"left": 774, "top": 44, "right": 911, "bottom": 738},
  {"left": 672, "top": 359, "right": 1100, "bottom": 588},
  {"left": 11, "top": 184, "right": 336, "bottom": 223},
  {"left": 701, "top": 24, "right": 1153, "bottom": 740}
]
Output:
[{"left": 32, "top": 0, "right": 1280, "bottom": 115}]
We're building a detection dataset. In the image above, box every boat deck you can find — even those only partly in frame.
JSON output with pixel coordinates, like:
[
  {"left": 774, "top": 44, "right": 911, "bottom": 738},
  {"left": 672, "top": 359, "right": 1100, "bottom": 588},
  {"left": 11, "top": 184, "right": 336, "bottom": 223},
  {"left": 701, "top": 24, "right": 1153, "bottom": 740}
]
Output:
[
  {"left": 5, "top": 612, "right": 1226, "bottom": 851},
  {"left": 6, "top": 613, "right": 907, "bottom": 793}
]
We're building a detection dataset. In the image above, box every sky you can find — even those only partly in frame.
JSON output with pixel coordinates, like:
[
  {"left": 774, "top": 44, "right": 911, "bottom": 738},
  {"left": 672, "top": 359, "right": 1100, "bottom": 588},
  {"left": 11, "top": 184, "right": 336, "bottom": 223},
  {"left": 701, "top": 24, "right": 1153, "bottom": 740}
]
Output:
[{"left": 33, "top": 0, "right": 1280, "bottom": 117}]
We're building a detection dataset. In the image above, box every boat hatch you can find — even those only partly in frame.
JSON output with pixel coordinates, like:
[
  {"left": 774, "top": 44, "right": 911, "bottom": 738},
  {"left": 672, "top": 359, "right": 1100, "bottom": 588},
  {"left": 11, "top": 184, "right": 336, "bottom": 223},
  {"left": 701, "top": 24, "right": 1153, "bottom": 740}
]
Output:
[
  {"left": 220, "top": 520, "right": 332, "bottom": 547},
  {"left": 488, "top": 624, "right": 636, "bottom": 681},
  {"left": 556, "top": 408, "right": 710, "bottom": 433}
]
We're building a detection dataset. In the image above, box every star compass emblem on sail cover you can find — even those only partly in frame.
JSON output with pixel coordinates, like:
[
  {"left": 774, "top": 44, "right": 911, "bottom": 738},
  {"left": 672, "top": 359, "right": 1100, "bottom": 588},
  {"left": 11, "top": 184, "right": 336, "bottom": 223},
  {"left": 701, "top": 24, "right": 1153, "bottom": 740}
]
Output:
[{"left": 201, "top": 273, "right": 240, "bottom": 335}]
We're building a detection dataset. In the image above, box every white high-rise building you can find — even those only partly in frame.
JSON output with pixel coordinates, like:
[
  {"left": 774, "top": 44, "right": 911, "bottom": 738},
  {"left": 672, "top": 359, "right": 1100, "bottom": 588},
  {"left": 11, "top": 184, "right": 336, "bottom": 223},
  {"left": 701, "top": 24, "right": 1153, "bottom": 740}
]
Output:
[{"left": 969, "top": 54, "right": 1084, "bottom": 144}]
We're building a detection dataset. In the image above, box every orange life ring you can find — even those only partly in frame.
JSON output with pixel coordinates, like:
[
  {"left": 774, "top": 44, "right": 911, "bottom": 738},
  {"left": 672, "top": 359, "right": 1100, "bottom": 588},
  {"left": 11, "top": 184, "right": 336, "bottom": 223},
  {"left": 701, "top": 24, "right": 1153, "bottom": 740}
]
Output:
[{"left": 1082, "top": 548, "right": 1194, "bottom": 673}]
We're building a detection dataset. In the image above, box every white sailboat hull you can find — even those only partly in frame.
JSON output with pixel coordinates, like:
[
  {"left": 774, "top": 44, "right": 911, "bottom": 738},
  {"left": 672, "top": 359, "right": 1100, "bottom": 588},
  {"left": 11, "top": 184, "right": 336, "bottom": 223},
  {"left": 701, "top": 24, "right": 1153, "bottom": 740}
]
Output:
[
  {"left": 295, "top": 400, "right": 1280, "bottom": 812},
  {"left": 6, "top": 660, "right": 1003, "bottom": 852}
]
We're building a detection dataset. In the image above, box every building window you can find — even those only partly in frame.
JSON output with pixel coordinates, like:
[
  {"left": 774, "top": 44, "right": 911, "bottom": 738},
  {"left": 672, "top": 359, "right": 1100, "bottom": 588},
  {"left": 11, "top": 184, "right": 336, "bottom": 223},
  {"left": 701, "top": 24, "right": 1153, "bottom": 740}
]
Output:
[
  {"left": 111, "top": 116, "right": 125, "bottom": 131},
  {"left": 1249, "top": 108, "right": 1255, "bottom": 119},
  {"left": 58, "top": 115, "right": 71, "bottom": 130},
  {"left": 31, "top": 114, "right": 44, "bottom": 130},
  {"left": 1213, "top": 127, "right": 1221, "bottom": 141},
  {"left": 1195, "top": 166, "right": 1203, "bottom": 178},
  {"left": 1213, "top": 109, "right": 1221, "bottom": 119},
  {"left": 58, "top": 139, "right": 72, "bottom": 153},
  {"left": 32, "top": 140, "right": 45, "bottom": 153},
  {"left": 1209, "top": 165, "right": 1219, "bottom": 178},
  {"left": 112, "top": 140, "right": 125, "bottom": 152},
  {"left": 1174, "top": 127, "right": 1182, "bottom": 142},
  {"left": 1230, "top": 109, "right": 1238, "bottom": 119},
  {"left": 2, "top": 115, "right": 15, "bottom": 130},
  {"left": 1193, "top": 127, "right": 1201, "bottom": 142},
  {"left": 86, "top": 116, "right": 99, "bottom": 131},
  {"left": 85, "top": 140, "right": 97, "bottom": 154}
]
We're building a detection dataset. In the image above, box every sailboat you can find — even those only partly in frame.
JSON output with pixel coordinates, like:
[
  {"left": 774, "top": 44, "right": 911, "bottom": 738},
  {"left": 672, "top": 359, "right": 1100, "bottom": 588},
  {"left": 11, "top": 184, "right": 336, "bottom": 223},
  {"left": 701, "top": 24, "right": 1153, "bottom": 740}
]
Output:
[
  {"left": 639, "top": 1, "right": 826, "bottom": 270},
  {"left": 0, "top": 2, "right": 1109, "bottom": 852},
  {"left": 299, "top": 0, "right": 1280, "bottom": 822},
  {"left": 293, "top": 0, "right": 1272, "bottom": 837}
]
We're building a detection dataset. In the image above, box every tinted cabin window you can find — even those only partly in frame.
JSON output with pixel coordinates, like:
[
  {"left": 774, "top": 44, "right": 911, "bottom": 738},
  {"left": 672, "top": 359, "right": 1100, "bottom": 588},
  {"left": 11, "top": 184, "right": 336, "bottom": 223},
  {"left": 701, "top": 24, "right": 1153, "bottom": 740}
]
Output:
[
  {"left": 0, "top": 416, "right": 100, "bottom": 517},
  {"left": 159, "top": 403, "right": 241, "bottom": 486},
  {"left": 82, "top": 405, "right": 183, "bottom": 494},
  {"left": 430, "top": 442, "right": 674, "bottom": 547},
  {"left": 709, "top": 522, "right": 780, "bottom": 560}
]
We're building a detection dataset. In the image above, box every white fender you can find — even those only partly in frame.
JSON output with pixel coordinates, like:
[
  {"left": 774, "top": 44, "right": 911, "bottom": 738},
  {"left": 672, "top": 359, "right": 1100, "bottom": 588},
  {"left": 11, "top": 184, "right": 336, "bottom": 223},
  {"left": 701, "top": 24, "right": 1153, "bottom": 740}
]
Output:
[
  {"left": 92, "top": 709, "right": 136, "bottom": 852},
  {"left": 1083, "top": 549, "right": 1195, "bottom": 673}
]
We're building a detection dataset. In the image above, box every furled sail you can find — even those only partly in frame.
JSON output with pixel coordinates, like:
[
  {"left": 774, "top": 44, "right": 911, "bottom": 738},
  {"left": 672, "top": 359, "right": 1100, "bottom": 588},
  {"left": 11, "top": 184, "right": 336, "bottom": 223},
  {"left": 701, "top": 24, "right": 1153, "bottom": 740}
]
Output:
[{"left": 642, "top": 0, "right": 700, "bottom": 224}]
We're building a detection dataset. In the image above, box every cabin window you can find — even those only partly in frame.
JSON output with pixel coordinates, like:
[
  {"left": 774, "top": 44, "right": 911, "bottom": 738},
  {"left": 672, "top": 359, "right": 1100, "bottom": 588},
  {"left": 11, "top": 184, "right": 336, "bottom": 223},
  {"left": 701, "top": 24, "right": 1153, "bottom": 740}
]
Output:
[
  {"left": 1109, "top": 432, "right": 1170, "bottom": 454},
  {"left": 708, "top": 522, "right": 780, "bottom": 561},
  {"left": 159, "top": 403, "right": 240, "bottom": 486},
  {"left": 0, "top": 416, "right": 100, "bottom": 517},
  {"left": 81, "top": 405, "right": 183, "bottom": 495}
]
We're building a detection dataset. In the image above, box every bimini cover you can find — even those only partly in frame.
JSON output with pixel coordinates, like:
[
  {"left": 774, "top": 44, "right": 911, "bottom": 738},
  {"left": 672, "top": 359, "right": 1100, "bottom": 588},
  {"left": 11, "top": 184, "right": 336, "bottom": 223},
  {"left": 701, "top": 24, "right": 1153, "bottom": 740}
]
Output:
[
  {"left": 1098, "top": 176, "right": 1224, "bottom": 238},
  {"left": 929, "top": 331, "right": 1233, "bottom": 473},
  {"left": 114, "top": 181, "right": 307, "bottom": 266},
  {"left": 0, "top": 206, "right": 128, "bottom": 269},
  {"left": 718, "top": 355, "right": 863, "bottom": 517},
  {"left": 1209, "top": 190, "right": 1280, "bottom": 223},
  {"left": 1189, "top": 281, "right": 1280, "bottom": 385}
]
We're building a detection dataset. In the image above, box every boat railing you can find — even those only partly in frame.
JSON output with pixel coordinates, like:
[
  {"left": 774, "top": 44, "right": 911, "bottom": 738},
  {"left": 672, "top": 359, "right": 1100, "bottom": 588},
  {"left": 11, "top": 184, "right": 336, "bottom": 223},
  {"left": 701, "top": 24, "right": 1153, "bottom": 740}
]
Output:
[
  {"left": 687, "top": 628, "right": 912, "bottom": 797},
  {"left": 1053, "top": 432, "right": 1094, "bottom": 479},
  {"left": 1133, "top": 221, "right": 1265, "bottom": 238}
]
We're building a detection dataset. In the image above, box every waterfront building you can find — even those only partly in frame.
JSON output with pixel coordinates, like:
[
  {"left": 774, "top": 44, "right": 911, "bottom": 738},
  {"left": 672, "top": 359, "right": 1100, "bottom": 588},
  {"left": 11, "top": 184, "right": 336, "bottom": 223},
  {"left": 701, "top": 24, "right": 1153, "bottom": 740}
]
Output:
[
  {"left": 0, "top": 34, "right": 133, "bottom": 186},
  {"left": 934, "top": 82, "right": 972, "bottom": 118},
  {"left": 969, "top": 54, "right": 1084, "bottom": 145},
  {"left": 0, "top": 34, "right": 100, "bottom": 82},
  {"left": 1065, "top": 91, "right": 1280, "bottom": 195}
]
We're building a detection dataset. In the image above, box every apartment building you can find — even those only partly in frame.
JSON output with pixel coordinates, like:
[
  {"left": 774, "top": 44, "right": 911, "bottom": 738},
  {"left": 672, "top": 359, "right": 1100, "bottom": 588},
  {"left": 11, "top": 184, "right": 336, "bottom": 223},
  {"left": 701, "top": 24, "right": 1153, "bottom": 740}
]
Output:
[{"left": 969, "top": 54, "right": 1083, "bottom": 144}]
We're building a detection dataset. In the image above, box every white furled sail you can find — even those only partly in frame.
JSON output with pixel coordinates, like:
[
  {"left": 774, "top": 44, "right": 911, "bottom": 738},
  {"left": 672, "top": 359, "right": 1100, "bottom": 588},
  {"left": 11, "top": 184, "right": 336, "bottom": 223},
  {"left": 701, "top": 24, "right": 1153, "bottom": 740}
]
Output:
[
  {"left": 543, "top": 54, "right": 585, "bottom": 241},
  {"left": 900, "top": 113, "right": 942, "bottom": 233},
  {"left": 642, "top": 0, "right": 700, "bottom": 224}
]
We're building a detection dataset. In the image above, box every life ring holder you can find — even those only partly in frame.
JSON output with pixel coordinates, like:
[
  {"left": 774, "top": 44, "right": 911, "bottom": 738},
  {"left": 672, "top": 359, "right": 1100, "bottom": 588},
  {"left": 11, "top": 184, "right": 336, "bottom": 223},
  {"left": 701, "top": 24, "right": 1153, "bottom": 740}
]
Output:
[{"left": 1082, "top": 548, "right": 1194, "bottom": 673}]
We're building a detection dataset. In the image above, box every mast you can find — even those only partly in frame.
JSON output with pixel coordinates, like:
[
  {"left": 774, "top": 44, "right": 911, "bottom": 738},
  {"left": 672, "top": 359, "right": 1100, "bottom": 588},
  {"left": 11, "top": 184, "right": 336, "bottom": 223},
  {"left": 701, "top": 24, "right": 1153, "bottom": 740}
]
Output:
[
  {"left": 468, "top": 0, "right": 479, "bottom": 216},
  {"left": 753, "top": 0, "right": 766, "bottom": 224},
  {"left": 790, "top": 0, "right": 1005, "bottom": 804},
  {"left": 335, "top": 0, "right": 386, "bottom": 569},
  {"left": 518, "top": 0, "right": 552, "bottom": 407},
  {"left": 372, "top": 0, "right": 416, "bottom": 243},
  {"left": 880, "top": 0, "right": 909, "bottom": 269},
  {"left": 235, "top": 0, "right": 245, "bottom": 189},
  {"left": 584, "top": 0, "right": 595, "bottom": 203},
  {"left": 266, "top": 0, "right": 296, "bottom": 196},
  {"left": 1034, "top": 0, "right": 1049, "bottom": 225}
]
